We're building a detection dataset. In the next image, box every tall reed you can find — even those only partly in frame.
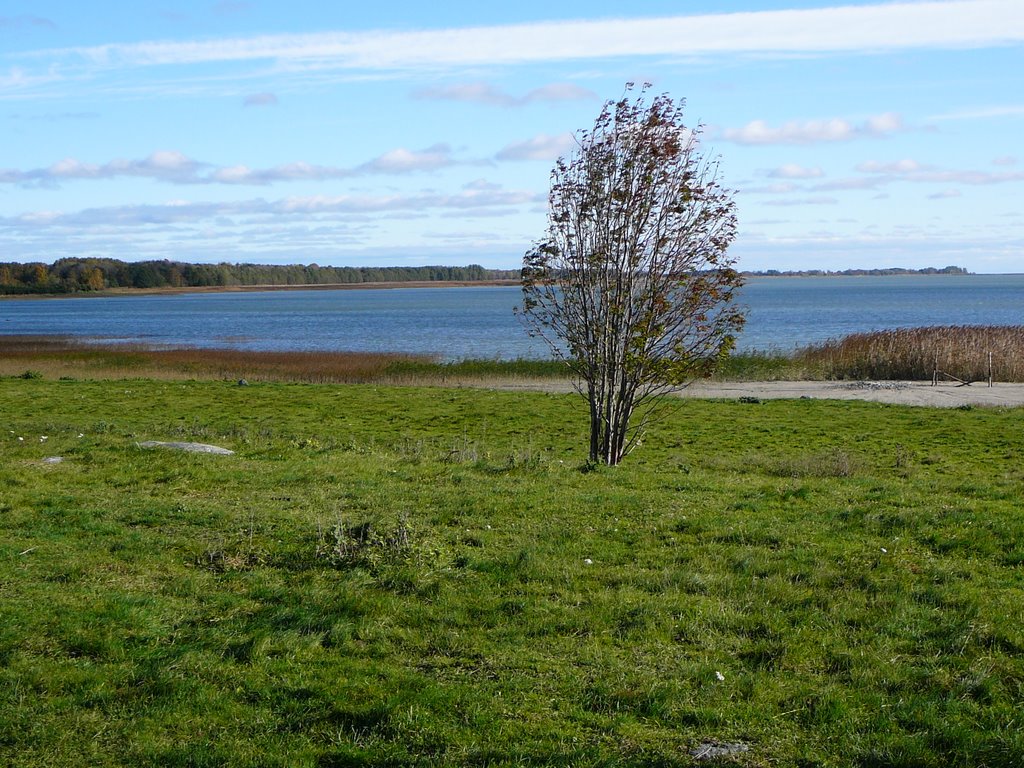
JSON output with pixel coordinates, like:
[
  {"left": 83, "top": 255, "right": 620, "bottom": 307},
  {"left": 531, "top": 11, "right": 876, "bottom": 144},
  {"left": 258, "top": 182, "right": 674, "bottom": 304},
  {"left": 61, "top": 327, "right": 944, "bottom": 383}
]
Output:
[{"left": 796, "top": 325, "right": 1024, "bottom": 382}]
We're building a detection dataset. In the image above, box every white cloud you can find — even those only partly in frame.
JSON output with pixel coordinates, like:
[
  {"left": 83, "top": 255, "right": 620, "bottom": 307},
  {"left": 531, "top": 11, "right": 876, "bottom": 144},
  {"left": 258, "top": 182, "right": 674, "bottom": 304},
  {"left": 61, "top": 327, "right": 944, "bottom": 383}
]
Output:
[
  {"left": 762, "top": 164, "right": 824, "bottom": 179},
  {"left": 993, "top": 155, "right": 1018, "bottom": 166},
  {"left": 5, "top": 150, "right": 204, "bottom": 184},
  {"left": 48, "top": 158, "right": 101, "bottom": 179},
  {"left": 359, "top": 143, "right": 454, "bottom": 173},
  {"left": 928, "top": 189, "right": 962, "bottom": 199},
  {"left": 0, "top": 66, "right": 65, "bottom": 94},
  {"left": 146, "top": 150, "right": 195, "bottom": 171},
  {"left": 22, "top": 1, "right": 1024, "bottom": 78},
  {"left": 496, "top": 133, "right": 575, "bottom": 161},
  {"left": 723, "top": 113, "right": 904, "bottom": 145}
]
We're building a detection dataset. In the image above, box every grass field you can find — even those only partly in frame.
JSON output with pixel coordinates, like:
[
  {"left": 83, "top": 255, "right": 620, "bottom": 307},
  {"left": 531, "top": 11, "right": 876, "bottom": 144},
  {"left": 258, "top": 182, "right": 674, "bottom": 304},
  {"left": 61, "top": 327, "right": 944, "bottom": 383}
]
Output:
[{"left": 2, "top": 376, "right": 1023, "bottom": 766}]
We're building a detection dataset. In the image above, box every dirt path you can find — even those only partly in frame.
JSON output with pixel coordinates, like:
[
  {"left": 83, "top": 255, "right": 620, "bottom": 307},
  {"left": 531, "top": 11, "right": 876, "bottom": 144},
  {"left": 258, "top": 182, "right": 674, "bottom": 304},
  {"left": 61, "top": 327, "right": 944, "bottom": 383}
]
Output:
[{"left": 491, "top": 378, "right": 1024, "bottom": 408}]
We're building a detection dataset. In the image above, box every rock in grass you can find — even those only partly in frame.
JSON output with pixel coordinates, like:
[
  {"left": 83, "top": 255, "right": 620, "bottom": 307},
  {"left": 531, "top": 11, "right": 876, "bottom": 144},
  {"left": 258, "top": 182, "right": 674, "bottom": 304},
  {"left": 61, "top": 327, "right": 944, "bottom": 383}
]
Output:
[
  {"left": 138, "top": 440, "right": 234, "bottom": 455},
  {"left": 42, "top": 456, "right": 64, "bottom": 464},
  {"left": 690, "top": 742, "right": 750, "bottom": 761}
]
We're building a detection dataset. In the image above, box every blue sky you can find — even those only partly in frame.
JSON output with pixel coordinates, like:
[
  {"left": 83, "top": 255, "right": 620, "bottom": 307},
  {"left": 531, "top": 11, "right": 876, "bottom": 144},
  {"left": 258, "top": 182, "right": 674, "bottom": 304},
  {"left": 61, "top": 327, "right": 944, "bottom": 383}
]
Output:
[{"left": 1, "top": 0, "right": 1022, "bottom": 272}]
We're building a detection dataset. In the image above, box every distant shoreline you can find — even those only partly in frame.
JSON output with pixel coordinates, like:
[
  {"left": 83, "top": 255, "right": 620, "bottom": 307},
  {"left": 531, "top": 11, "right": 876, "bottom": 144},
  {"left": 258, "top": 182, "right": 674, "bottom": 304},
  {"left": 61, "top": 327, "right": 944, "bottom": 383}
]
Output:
[
  {"left": 0, "top": 279, "right": 522, "bottom": 301},
  {"left": 2, "top": 271, "right": 1011, "bottom": 302}
]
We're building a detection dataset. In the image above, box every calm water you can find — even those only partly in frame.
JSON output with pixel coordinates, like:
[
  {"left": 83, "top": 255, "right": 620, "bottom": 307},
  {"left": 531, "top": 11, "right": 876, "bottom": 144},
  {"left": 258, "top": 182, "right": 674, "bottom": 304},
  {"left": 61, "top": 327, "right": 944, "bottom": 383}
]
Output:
[{"left": 2, "top": 275, "right": 1022, "bottom": 360}]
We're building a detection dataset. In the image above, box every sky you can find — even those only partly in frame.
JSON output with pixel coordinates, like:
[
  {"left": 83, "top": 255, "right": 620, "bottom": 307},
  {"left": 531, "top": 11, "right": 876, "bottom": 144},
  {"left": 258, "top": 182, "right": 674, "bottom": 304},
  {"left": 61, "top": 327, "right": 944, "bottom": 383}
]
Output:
[{"left": 1, "top": 0, "right": 1022, "bottom": 273}]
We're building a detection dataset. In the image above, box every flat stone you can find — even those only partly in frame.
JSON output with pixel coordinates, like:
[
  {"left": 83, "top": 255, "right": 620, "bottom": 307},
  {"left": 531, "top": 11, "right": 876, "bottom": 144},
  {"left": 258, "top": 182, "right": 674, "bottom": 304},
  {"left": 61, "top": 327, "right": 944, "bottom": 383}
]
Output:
[
  {"left": 42, "top": 456, "right": 64, "bottom": 464},
  {"left": 138, "top": 440, "right": 234, "bottom": 455},
  {"left": 690, "top": 741, "right": 750, "bottom": 761}
]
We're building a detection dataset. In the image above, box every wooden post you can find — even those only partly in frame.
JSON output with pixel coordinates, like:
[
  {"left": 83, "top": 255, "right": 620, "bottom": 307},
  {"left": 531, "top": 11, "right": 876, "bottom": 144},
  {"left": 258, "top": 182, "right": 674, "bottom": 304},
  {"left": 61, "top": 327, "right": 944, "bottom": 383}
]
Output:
[
  {"left": 932, "top": 355, "right": 937, "bottom": 386},
  {"left": 988, "top": 351, "right": 993, "bottom": 387}
]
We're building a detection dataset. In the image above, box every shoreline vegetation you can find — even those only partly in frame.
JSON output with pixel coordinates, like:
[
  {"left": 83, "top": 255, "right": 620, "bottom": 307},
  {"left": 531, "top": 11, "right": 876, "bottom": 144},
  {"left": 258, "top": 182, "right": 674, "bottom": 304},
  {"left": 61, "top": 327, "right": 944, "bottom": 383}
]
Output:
[
  {"left": 742, "top": 265, "right": 969, "bottom": 277},
  {"left": 3, "top": 325, "right": 1022, "bottom": 384},
  {"left": 0, "top": 257, "right": 971, "bottom": 297}
]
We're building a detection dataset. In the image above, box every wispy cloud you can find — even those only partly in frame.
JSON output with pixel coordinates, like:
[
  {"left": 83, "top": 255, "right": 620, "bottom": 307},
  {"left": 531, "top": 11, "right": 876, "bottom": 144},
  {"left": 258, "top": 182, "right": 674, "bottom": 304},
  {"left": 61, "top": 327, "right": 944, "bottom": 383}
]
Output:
[
  {"left": 243, "top": 92, "right": 277, "bottom": 107},
  {"left": 0, "top": 15, "right": 56, "bottom": 30},
  {"left": 0, "top": 187, "right": 541, "bottom": 231},
  {"left": 811, "top": 177, "right": 885, "bottom": 192},
  {"left": 496, "top": 133, "right": 575, "bottom": 161},
  {"left": 742, "top": 182, "right": 801, "bottom": 195},
  {"left": 17, "top": 1, "right": 1024, "bottom": 80},
  {"left": 0, "top": 145, "right": 463, "bottom": 187},
  {"left": 761, "top": 164, "right": 824, "bottom": 179},
  {"left": 928, "top": 189, "right": 962, "bottom": 199},
  {"left": 723, "top": 113, "right": 904, "bottom": 145},
  {"left": 214, "top": 1, "right": 253, "bottom": 14},
  {"left": 0, "top": 150, "right": 204, "bottom": 186},
  {"left": 763, "top": 195, "right": 839, "bottom": 207},
  {"left": 414, "top": 81, "right": 597, "bottom": 107},
  {"left": 852, "top": 158, "right": 1024, "bottom": 185},
  {"left": 6, "top": 111, "right": 99, "bottom": 121},
  {"left": 927, "top": 104, "right": 1024, "bottom": 121},
  {"left": 856, "top": 159, "right": 930, "bottom": 173},
  {"left": 804, "top": 158, "right": 1024, "bottom": 193}
]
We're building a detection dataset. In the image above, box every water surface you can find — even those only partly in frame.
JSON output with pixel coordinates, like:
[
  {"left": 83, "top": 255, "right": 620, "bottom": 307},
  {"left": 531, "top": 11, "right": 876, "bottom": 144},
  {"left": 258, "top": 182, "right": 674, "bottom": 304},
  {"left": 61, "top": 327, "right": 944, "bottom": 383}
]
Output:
[{"left": 2, "top": 274, "right": 1021, "bottom": 360}]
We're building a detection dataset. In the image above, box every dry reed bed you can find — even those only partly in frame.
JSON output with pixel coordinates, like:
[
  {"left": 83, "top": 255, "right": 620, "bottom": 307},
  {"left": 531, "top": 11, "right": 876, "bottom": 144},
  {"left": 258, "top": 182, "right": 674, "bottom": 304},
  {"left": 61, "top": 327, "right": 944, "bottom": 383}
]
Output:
[
  {"left": 5, "top": 328, "right": 1023, "bottom": 384},
  {"left": 0, "top": 336, "right": 434, "bottom": 383},
  {"left": 797, "top": 325, "right": 1024, "bottom": 382}
]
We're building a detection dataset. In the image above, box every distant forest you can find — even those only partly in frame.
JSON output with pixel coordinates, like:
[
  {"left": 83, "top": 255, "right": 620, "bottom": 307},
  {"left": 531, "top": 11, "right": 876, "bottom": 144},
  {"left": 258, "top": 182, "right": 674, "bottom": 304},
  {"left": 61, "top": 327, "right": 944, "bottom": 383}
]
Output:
[
  {"left": 0, "top": 258, "right": 519, "bottom": 295},
  {"left": 742, "top": 266, "right": 970, "bottom": 277},
  {"left": 0, "top": 258, "right": 972, "bottom": 295}
]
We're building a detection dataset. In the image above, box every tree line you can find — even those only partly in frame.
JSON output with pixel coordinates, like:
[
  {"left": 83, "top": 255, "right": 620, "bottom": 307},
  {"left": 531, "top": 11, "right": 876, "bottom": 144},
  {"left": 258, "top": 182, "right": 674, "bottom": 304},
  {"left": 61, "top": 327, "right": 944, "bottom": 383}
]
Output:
[
  {"left": 0, "top": 258, "right": 519, "bottom": 294},
  {"left": 744, "top": 266, "right": 969, "bottom": 277}
]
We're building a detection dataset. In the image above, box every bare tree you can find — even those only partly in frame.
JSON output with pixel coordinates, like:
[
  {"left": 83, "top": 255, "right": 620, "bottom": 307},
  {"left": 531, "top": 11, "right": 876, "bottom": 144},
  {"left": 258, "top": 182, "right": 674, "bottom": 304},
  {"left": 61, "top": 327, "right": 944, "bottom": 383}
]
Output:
[{"left": 519, "top": 84, "right": 744, "bottom": 466}]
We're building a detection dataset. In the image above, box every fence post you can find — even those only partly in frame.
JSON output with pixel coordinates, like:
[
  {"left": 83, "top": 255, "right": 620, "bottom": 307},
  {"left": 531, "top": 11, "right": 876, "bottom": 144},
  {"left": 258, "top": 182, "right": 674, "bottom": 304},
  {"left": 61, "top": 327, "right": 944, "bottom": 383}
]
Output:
[{"left": 988, "top": 350, "right": 993, "bottom": 387}]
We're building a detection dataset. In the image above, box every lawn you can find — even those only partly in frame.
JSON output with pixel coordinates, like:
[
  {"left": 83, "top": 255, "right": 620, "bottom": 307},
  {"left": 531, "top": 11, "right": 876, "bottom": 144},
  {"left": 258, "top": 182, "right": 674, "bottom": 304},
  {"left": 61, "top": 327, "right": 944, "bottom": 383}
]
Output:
[{"left": 1, "top": 377, "right": 1022, "bottom": 766}]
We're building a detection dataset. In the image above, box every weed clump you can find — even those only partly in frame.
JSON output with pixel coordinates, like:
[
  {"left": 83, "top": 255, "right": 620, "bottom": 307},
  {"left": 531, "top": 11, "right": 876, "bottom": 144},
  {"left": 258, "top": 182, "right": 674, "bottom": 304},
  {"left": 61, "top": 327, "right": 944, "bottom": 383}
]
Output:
[{"left": 317, "top": 517, "right": 412, "bottom": 569}]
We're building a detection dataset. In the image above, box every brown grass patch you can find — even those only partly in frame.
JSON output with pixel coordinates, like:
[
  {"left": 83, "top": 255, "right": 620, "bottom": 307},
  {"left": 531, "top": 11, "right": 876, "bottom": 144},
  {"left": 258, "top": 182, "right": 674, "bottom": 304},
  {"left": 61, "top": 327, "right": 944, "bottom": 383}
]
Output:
[{"left": 0, "top": 335, "right": 434, "bottom": 383}]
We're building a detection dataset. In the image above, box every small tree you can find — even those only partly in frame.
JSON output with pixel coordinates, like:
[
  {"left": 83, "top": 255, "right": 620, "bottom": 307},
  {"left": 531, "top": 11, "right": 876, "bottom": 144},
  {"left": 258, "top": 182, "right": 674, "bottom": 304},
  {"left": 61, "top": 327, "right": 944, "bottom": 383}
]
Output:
[{"left": 520, "top": 84, "right": 744, "bottom": 466}]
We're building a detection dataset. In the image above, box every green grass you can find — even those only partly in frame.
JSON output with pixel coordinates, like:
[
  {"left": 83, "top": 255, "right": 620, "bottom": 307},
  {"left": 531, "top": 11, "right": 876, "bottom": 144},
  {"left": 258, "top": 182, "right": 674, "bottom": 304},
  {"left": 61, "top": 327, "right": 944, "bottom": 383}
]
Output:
[{"left": 2, "top": 376, "right": 1023, "bottom": 766}]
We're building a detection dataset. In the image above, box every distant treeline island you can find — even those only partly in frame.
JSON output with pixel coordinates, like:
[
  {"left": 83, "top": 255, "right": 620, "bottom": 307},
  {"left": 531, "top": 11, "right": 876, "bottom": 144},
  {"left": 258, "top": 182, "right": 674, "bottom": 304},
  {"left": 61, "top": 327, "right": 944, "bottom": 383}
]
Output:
[
  {"left": 0, "top": 259, "right": 519, "bottom": 295},
  {"left": 0, "top": 258, "right": 968, "bottom": 296},
  {"left": 745, "top": 266, "right": 969, "bottom": 277}
]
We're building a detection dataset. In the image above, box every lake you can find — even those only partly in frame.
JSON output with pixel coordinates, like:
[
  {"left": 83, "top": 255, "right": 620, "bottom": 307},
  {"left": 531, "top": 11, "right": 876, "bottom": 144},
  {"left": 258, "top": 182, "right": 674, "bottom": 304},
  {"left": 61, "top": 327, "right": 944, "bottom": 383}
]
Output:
[{"left": 2, "top": 274, "right": 1022, "bottom": 360}]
